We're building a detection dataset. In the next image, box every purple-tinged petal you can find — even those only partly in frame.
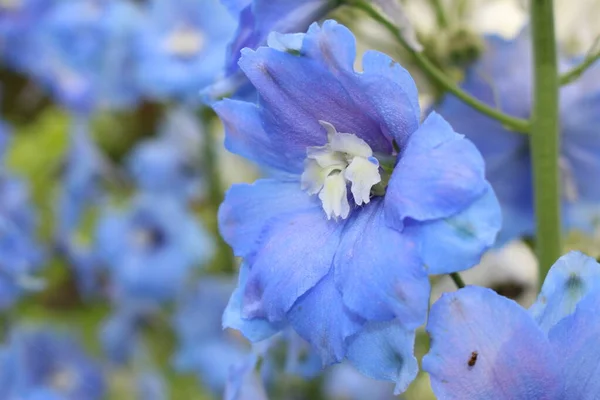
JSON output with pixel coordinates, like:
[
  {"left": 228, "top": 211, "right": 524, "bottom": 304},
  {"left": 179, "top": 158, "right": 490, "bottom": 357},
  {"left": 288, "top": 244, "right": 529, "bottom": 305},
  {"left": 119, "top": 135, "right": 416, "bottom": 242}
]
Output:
[
  {"left": 529, "top": 251, "right": 600, "bottom": 333},
  {"left": 346, "top": 320, "right": 418, "bottom": 395},
  {"left": 333, "top": 199, "right": 429, "bottom": 325},
  {"left": 218, "top": 179, "right": 317, "bottom": 258},
  {"left": 548, "top": 289, "right": 600, "bottom": 400},
  {"left": 223, "top": 263, "right": 283, "bottom": 342},
  {"left": 423, "top": 286, "right": 563, "bottom": 400},
  {"left": 408, "top": 184, "right": 501, "bottom": 274},
  {"left": 214, "top": 99, "right": 301, "bottom": 173},
  {"left": 385, "top": 112, "right": 487, "bottom": 227},
  {"left": 288, "top": 273, "right": 365, "bottom": 365},
  {"left": 243, "top": 205, "right": 346, "bottom": 321}
]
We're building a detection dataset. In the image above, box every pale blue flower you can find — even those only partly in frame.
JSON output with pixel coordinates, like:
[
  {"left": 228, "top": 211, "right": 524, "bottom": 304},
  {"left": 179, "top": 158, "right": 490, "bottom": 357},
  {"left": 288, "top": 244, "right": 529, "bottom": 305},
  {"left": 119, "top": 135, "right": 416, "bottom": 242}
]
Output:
[{"left": 217, "top": 21, "right": 500, "bottom": 391}]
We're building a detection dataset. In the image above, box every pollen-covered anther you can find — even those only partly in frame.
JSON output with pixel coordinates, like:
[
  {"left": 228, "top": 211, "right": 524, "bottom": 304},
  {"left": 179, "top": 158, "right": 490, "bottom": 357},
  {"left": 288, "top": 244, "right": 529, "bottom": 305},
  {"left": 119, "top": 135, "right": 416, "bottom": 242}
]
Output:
[{"left": 301, "top": 121, "right": 381, "bottom": 219}]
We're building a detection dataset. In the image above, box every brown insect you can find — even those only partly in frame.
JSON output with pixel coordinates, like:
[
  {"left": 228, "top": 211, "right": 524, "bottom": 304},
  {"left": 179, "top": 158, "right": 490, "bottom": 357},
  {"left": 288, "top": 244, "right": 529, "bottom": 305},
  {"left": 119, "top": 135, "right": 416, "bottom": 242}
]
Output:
[{"left": 468, "top": 351, "right": 478, "bottom": 367}]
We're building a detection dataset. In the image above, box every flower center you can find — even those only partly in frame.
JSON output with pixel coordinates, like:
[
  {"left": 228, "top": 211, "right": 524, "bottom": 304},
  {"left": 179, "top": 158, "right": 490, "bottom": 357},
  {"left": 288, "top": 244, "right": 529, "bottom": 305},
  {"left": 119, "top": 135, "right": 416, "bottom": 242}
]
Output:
[
  {"left": 50, "top": 366, "right": 78, "bottom": 393},
  {"left": 301, "top": 121, "right": 382, "bottom": 220},
  {"left": 164, "top": 25, "right": 205, "bottom": 58},
  {"left": 0, "top": 0, "right": 20, "bottom": 10}
]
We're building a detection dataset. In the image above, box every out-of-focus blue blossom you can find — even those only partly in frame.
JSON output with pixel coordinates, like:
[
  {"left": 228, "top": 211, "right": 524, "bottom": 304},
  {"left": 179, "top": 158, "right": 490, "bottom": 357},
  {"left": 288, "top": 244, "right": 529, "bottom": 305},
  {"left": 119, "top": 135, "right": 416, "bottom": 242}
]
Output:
[
  {"left": 95, "top": 194, "right": 213, "bottom": 303},
  {"left": 32, "top": 0, "right": 141, "bottom": 113},
  {"left": 56, "top": 117, "right": 105, "bottom": 245},
  {"left": 0, "top": 327, "right": 105, "bottom": 400},
  {"left": 127, "top": 106, "right": 204, "bottom": 201},
  {"left": 0, "top": 0, "right": 57, "bottom": 72},
  {"left": 173, "top": 277, "right": 248, "bottom": 395},
  {"left": 216, "top": 21, "right": 500, "bottom": 392},
  {"left": 55, "top": 117, "right": 107, "bottom": 297},
  {"left": 324, "top": 364, "right": 396, "bottom": 400},
  {"left": 224, "top": 353, "right": 268, "bottom": 400},
  {"left": 136, "top": 370, "right": 167, "bottom": 400},
  {"left": 134, "top": 0, "right": 235, "bottom": 102},
  {"left": 423, "top": 251, "right": 600, "bottom": 400},
  {"left": 100, "top": 303, "right": 155, "bottom": 366},
  {"left": 204, "top": 0, "right": 341, "bottom": 101},
  {"left": 0, "top": 119, "right": 11, "bottom": 158},
  {"left": 435, "top": 31, "right": 600, "bottom": 243},
  {"left": 0, "top": 171, "right": 45, "bottom": 309}
]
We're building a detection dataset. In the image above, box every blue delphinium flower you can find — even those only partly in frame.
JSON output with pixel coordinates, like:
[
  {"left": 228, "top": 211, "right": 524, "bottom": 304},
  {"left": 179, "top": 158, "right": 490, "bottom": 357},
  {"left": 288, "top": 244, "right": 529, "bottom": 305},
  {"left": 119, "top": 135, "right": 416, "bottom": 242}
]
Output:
[
  {"left": 204, "top": 0, "right": 341, "bottom": 100},
  {"left": 127, "top": 106, "right": 204, "bottom": 202},
  {"left": 423, "top": 251, "right": 600, "bottom": 400},
  {"left": 0, "top": 0, "right": 57, "bottom": 72},
  {"left": 32, "top": 0, "right": 141, "bottom": 113},
  {"left": 173, "top": 277, "right": 248, "bottom": 395},
  {"left": 216, "top": 20, "right": 501, "bottom": 391},
  {"left": 95, "top": 194, "right": 213, "bottom": 303},
  {"left": 435, "top": 31, "right": 600, "bottom": 243},
  {"left": 0, "top": 327, "right": 105, "bottom": 400},
  {"left": 134, "top": 0, "right": 235, "bottom": 102},
  {"left": 0, "top": 160, "right": 45, "bottom": 309}
]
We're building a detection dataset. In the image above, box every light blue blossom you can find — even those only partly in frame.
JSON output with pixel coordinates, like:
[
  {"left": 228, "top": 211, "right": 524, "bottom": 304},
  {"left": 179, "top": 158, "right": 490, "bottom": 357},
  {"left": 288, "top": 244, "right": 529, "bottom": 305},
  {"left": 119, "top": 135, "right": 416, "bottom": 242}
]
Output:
[
  {"left": 0, "top": 0, "right": 57, "bottom": 72},
  {"left": 435, "top": 31, "right": 600, "bottom": 243},
  {"left": 0, "top": 170, "right": 45, "bottom": 309},
  {"left": 127, "top": 106, "right": 204, "bottom": 202},
  {"left": 173, "top": 277, "right": 248, "bottom": 395},
  {"left": 423, "top": 251, "right": 600, "bottom": 400},
  {"left": 134, "top": 0, "right": 235, "bottom": 102},
  {"left": 0, "top": 327, "right": 105, "bottom": 400},
  {"left": 31, "top": 0, "right": 141, "bottom": 113},
  {"left": 216, "top": 20, "right": 500, "bottom": 391},
  {"left": 205, "top": 0, "right": 340, "bottom": 100},
  {"left": 95, "top": 194, "right": 213, "bottom": 303}
]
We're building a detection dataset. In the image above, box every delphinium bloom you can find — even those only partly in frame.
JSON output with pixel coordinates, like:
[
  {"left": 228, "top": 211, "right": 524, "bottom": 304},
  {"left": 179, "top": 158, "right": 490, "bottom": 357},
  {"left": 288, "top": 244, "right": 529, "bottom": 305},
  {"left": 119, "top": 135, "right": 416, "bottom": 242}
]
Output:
[
  {"left": 127, "top": 107, "right": 204, "bottom": 202},
  {"left": 134, "top": 0, "right": 235, "bottom": 102},
  {"left": 95, "top": 194, "right": 213, "bottom": 303},
  {"left": 216, "top": 20, "right": 501, "bottom": 390},
  {"left": 54, "top": 118, "right": 108, "bottom": 297},
  {"left": 172, "top": 278, "right": 248, "bottom": 395},
  {"left": 0, "top": 327, "right": 105, "bottom": 400},
  {"left": 435, "top": 30, "right": 600, "bottom": 243},
  {"left": 0, "top": 129, "right": 44, "bottom": 309},
  {"left": 0, "top": 0, "right": 57, "bottom": 72},
  {"left": 423, "top": 251, "right": 600, "bottom": 399},
  {"left": 31, "top": 0, "right": 141, "bottom": 113},
  {"left": 204, "top": 0, "right": 341, "bottom": 101}
]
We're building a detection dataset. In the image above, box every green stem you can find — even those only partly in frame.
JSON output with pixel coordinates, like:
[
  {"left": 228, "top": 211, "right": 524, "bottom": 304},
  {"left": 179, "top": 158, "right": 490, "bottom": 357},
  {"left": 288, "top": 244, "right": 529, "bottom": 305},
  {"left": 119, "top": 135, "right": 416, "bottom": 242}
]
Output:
[
  {"left": 200, "top": 109, "right": 235, "bottom": 274},
  {"left": 348, "top": 0, "right": 531, "bottom": 133},
  {"left": 559, "top": 38, "right": 600, "bottom": 85},
  {"left": 429, "top": 0, "right": 448, "bottom": 28},
  {"left": 530, "top": 0, "right": 561, "bottom": 286},
  {"left": 450, "top": 272, "right": 466, "bottom": 289}
]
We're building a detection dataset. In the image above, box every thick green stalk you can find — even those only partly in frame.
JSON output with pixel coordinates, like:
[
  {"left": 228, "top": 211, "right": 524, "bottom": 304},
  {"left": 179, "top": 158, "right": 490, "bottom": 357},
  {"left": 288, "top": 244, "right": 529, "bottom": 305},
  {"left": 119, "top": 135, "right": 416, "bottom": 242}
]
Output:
[
  {"left": 348, "top": 0, "right": 531, "bottom": 133},
  {"left": 530, "top": 0, "right": 561, "bottom": 285}
]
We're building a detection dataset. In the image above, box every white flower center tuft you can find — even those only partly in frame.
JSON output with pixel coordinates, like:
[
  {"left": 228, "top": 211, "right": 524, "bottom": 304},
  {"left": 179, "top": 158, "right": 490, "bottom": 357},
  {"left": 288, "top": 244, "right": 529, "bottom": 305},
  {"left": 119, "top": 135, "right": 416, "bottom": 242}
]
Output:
[
  {"left": 164, "top": 25, "right": 205, "bottom": 57},
  {"left": 301, "top": 121, "right": 381, "bottom": 220}
]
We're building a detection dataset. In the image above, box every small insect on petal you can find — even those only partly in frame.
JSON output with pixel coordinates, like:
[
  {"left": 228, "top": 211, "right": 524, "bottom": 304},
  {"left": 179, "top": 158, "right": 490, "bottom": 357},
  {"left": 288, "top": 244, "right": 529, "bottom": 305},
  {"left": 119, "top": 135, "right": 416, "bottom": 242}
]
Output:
[{"left": 468, "top": 351, "right": 478, "bottom": 367}]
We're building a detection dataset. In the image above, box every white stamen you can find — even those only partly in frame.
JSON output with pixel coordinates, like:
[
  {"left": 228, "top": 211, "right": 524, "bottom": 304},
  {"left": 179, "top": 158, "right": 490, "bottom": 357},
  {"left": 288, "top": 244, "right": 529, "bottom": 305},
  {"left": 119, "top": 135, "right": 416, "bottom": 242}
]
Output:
[
  {"left": 302, "top": 121, "right": 382, "bottom": 219},
  {"left": 165, "top": 26, "right": 205, "bottom": 57}
]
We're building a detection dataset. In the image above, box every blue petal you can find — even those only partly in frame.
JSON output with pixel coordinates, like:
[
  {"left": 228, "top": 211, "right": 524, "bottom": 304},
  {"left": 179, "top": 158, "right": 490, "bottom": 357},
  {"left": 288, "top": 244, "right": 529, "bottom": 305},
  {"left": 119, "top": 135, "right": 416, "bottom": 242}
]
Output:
[
  {"left": 223, "top": 264, "right": 283, "bottom": 342},
  {"left": 548, "top": 289, "right": 600, "bottom": 400},
  {"left": 529, "top": 251, "right": 600, "bottom": 333},
  {"left": 385, "top": 112, "right": 487, "bottom": 227},
  {"left": 407, "top": 184, "right": 501, "bottom": 274},
  {"left": 213, "top": 99, "right": 301, "bottom": 173},
  {"left": 423, "top": 286, "right": 563, "bottom": 400},
  {"left": 218, "top": 179, "right": 317, "bottom": 258},
  {"left": 333, "top": 199, "right": 429, "bottom": 325},
  {"left": 243, "top": 205, "right": 346, "bottom": 321},
  {"left": 238, "top": 23, "right": 393, "bottom": 155},
  {"left": 359, "top": 50, "right": 420, "bottom": 147},
  {"left": 224, "top": 354, "right": 268, "bottom": 400},
  {"left": 288, "top": 273, "right": 365, "bottom": 365},
  {"left": 346, "top": 320, "right": 418, "bottom": 395}
]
